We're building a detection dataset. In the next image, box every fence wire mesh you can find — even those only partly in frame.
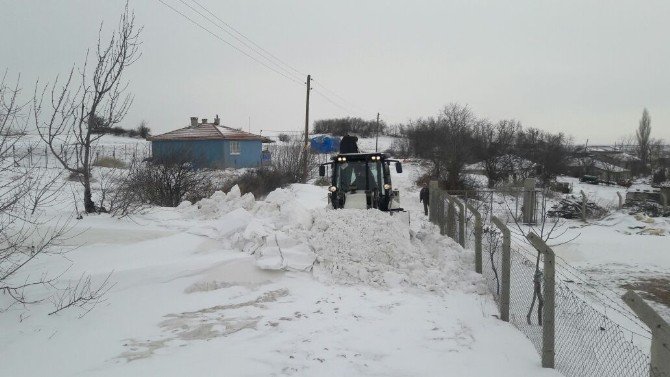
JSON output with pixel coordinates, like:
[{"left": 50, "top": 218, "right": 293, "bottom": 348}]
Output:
[
  {"left": 508, "top": 247, "right": 543, "bottom": 353},
  {"left": 481, "top": 225, "right": 502, "bottom": 306},
  {"left": 552, "top": 278, "right": 658, "bottom": 377},
  {"left": 448, "top": 188, "right": 668, "bottom": 377},
  {"left": 8, "top": 141, "right": 151, "bottom": 170}
]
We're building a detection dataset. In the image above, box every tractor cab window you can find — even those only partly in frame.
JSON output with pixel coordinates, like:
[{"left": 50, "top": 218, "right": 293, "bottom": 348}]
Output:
[{"left": 336, "top": 160, "right": 384, "bottom": 192}]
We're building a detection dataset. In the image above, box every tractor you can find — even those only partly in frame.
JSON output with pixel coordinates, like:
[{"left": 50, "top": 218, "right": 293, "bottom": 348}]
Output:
[{"left": 318, "top": 153, "right": 404, "bottom": 212}]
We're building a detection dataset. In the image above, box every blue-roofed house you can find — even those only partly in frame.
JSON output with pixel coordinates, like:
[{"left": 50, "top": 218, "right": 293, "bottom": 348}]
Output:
[{"left": 149, "top": 115, "right": 273, "bottom": 169}]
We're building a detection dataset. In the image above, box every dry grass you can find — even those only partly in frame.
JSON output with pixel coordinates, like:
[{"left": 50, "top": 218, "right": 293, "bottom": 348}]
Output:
[
  {"left": 621, "top": 277, "right": 670, "bottom": 308},
  {"left": 93, "top": 156, "right": 127, "bottom": 169}
]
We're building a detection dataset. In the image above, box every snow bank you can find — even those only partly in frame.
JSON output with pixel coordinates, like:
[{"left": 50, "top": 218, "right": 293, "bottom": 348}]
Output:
[{"left": 180, "top": 184, "right": 484, "bottom": 294}]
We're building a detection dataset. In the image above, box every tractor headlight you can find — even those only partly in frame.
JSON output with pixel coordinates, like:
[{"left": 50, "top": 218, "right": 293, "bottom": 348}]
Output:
[
  {"left": 329, "top": 186, "right": 337, "bottom": 192},
  {"left": 384, "top": 183, "right": 391, "bottom": 190}
]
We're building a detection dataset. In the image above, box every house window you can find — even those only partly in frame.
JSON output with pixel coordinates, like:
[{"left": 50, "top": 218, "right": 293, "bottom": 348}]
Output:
[{"left": 230, "top": 141, "right": 241, "bottom": 155}]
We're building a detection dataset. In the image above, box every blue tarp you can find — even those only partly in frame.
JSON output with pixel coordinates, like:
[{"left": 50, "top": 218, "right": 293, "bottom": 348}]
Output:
[{"left": 310, "top": 135, "right": 341, "bottom": 154}]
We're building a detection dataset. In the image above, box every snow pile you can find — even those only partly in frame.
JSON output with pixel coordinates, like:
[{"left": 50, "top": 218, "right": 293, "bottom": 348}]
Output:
[
  {"left": 308, "top": 209, "right": 482, "bottom": 293},
  {"left": 180, "top": 184, "right": 484, "bottom": 294}
]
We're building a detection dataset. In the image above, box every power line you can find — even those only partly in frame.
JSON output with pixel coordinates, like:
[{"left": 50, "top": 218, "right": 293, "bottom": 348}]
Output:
[
  {"left": 312, "top": 78, "right": 371, "bottom": 115},
  {"left": 155, "top": 0, "right": 303, "bottom": 86},
  {"left": 312, "top": 89, "right": 358, "bottom": 114},
  {"left": 190, "top": 0, "right": 307, "bottom": 78},
  {"left": 176, "top": 0, "right": 304, "bottom": 83},
  {"left": 181, "top": 0, "right": 373, "bottom": 118},
  {"left": 156, "top": 0, "right": 375, "bottom": 121}
]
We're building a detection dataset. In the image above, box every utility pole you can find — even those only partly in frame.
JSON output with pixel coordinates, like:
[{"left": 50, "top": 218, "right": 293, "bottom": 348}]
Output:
[
  {"left": 375, "top": 112, "right": 380, "bottom": 152},
  {"left": 302, "top": 74, "right": 311, "bottom": 183}
]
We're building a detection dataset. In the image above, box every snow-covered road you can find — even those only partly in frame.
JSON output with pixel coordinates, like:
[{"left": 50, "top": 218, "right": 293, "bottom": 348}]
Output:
[{"left": 0, "top": 157, "right": 561, "bottom": 376}]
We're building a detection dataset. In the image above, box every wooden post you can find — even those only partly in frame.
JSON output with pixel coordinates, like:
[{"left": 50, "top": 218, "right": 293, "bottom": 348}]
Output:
[
  {"left": 492, "top": 216, "right": 510, "bottom": 322},
  {"left": 617, "top": 191, "right": 624, "bottom": 210},
  {"left": 429, "top": 181, "right": 439, "bottom": 225},
  {"left": 622, "top": 290, "right": 670, "bottom": 376},
  {"left": 452, "top": 196, "right": 466, "bottom": 247},
  {"left": 580, "top": 190, "right": 587, "bottom": 222},
  {"left": 527, "top": 232, "right": 555, "bottom": 369},
  {"left": 302, "top": 74, "right": 311, "bottom": 183}
]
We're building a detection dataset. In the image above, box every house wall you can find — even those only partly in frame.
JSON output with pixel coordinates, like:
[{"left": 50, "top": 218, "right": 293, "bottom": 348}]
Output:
[
  {"left": 222, "top": 140, "right": 262, "bottom": 168},
  {"left": 151, "top": 140, "right": 225, "bottom": 168},
  {"left": 151, "top": 139, "right": 262, "bottom": 169}
]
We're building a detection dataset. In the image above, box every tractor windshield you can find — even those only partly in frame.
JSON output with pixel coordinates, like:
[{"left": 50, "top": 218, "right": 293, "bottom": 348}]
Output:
[{"left": 335, "top": 160, "right": 385, "bottom": 192}]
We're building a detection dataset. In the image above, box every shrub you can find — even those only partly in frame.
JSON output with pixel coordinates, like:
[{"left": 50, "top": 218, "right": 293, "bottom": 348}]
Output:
[
  {"left": 222, "top": 168, "right": 296, "bottom": 198},
  {"left": 111, "top": 157, "right": 214, "bottom": 214},
  {"left": 223, "top": 139, "right": 317, "bottom": 198},
  {"left": 137, "top": 122, "right": 150, "bottom": 138},
  {"left": 92, "top": 156, "right": 127, "bottom": 169},
  {"left": 314, "top": 176, "right": 330, "bottom": 186},
  {"left": 278, "top": 133, "right": 290, "bottom": 142}
]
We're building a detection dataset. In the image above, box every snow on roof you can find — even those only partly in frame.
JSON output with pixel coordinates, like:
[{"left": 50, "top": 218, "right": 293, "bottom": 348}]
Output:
[
  {"left": 627, "top": 183, "right": 660, "bottom": 193},
  {"left": 592, "top": 159, "right": 628, "bottom": 172},
  {"left": 465, "top": 155, "right": 535, "bottom": 172},
  {"left": 614, "top": 153, "right": 640, "bottom": 162},
  {"left": 568, "top": 158, "right": 629, "bottom": 172},
  {"left": 149, "top": 123, "right": 273, "bottom": 142}
]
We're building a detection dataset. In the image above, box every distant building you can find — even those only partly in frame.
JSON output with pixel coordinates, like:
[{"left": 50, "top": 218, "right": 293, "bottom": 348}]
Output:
[
  {"left": 149, "top": 115, "right": 273, "bottom": 169},
  {"left": 572, "top": 145, "right": 643, "bottom": 174},
  {"left": 567, "top": 158, "right": 631, "bottom": 182}
]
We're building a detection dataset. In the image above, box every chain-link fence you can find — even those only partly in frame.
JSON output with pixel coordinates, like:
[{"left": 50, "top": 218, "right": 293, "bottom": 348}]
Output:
[
  {"left": 428, "top": 181, "right": 669, "bottom": 377},
  {"left": 7, "top": 141, "right": 151, "bottom": 170}
]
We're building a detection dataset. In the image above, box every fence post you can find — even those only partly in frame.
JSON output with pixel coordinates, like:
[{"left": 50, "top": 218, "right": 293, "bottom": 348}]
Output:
[
  {"left": 526, "top": 232, "right": 555, "bottom": 369},
  {"left": 617, "top": 191, "right": 624, "bottom": 210},
  {"left": 452, "top": 196, "right": 466, "bottom": 247},
  {"left": 439, "top": 190, "right": 448, "bottom": 236},
  {"left": 580, "top": 190, "right": 587, "bottom": 222},
  {"left": 622, "top": 290, "right": 670, "bottom": 377},
  {"left": 466, "top": 203, "right": 483, "bottom": 273},
  {"left": 447, "top": 197, "right": 456, "bottom": 239},
  {"left": 429, "top": 181, "right": 439, "bottom": 225},
  {"left": 522, "top": 178, "right": 537, "bottom": 224},
  {"left": 491, "top": 216, "right": 510, "bottom": 322}
]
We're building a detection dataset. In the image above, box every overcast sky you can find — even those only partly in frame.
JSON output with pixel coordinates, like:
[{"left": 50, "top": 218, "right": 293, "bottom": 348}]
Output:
[{"left": 2, "top": 0, "right": 669, "bottom": 143}]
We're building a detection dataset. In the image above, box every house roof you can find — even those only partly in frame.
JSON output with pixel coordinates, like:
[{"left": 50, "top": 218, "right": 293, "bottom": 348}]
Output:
[
  {"left": 149, "top": 123, "right": 273, "bottom": 143},
  {"left": 568, "top": 158, "right": 629, "bottom": 173},
  {"left": 464, "top": 155, "right": 536, "bottom": 172}
]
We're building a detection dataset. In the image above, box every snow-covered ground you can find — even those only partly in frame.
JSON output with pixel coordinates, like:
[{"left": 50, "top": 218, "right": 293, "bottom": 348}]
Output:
[
  {"left": 0, "top": 140, "right": 562, "bottom": 376},
  {"left": 551, "top": 176, "right": 670, "bottom": 321}
]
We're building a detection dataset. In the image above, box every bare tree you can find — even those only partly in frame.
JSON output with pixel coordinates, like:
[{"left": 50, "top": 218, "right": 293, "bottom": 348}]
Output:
[
  {"left": 501, "top": 189, "right": 578, "bottom": 325},
  {"left": 406, "top": 104, "right": 477, "bottom": 189},
  {"left": 0, "top": 73, "right": 74, "bottom": 311},
  {"left": 474, "top": 119, "right": 521, "bottom": 188},
  {"left": 33, "top": 3, "right": 141, "bottom": 213},
  {"left": 636, "top": 108, "right": 651, "bottom": 173}
]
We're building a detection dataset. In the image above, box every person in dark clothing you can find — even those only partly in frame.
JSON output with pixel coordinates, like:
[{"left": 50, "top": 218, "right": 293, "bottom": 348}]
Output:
[
  {"left": 339, "top": 134, "right": 359, "bottom": 154},
  {"left": 419, "top": 183, "right": 429, "bottom": 216}
]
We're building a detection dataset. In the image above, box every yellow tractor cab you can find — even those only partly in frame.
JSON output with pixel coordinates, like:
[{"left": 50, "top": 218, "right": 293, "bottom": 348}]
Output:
[{"left": 319, "top": 153, "right": 404, "bottom": 212}]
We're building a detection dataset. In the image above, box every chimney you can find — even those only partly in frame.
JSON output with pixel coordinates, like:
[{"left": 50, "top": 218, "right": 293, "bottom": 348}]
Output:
[
  {"left": 202, "top": 118, "right": 208, "bottom": 124},
  {"left": 214, "top": 114, "right": 220, "bottom": 126},
  {"left": 190, "top": 117, "right": 198, "bottom": 127}
]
